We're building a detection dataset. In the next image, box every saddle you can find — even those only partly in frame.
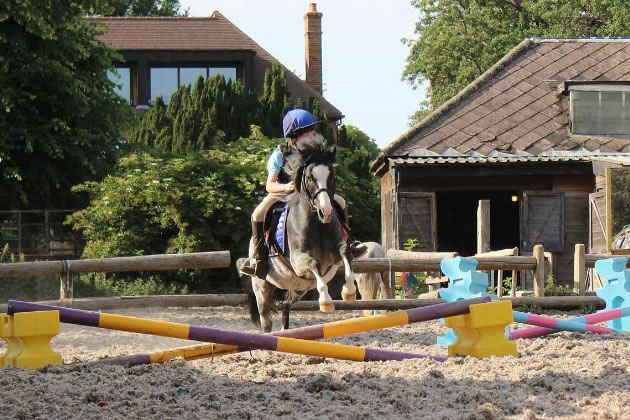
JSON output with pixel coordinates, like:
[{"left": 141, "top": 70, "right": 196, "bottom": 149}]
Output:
[{"left": 262, "top": 201, "right": 352, "bottom": 262}]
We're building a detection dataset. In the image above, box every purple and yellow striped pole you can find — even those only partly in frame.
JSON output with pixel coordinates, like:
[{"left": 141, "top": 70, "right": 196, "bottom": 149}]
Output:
[
  {"left": 511, "top": 306, "right": 630, "bottom": 340},
  {"left": 85, "top": 296, "right": 492, "bottom": 366},
  {"left": 7, "top": 300, "right": 455, "bottom": 363}
]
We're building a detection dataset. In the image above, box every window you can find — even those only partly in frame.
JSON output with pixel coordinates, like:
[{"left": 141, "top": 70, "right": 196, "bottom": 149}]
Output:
[
  {"left": 179, "top": 67, "right": 207, "bottom": 87},
  {"left": 150, "top": 67, "right": 178, "bottom": 104},
  {"left": 150, "top": 66, "right": 238, "bottom": 104},
  {"left": 570, "top": 84, "right": 630, "bottom": 136},
  {"left": 209, "top": 67, "right": 236, "bottom": 81},
  {"left": 107, "top": 67, "right": 131, "bottom": 105}
]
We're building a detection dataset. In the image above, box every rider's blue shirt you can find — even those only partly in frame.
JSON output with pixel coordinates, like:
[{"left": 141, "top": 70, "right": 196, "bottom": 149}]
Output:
[{"left": 267, "top": 148, "right": 284, "bottom": 175}]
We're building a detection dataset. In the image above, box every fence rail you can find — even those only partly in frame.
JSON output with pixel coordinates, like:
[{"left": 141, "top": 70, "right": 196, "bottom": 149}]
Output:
[
  {"left": 0, "top": 251, "right": 231, "bottom": 299},
  {"left": 573, "top": 244, "right": 630, "bottom": 294}
]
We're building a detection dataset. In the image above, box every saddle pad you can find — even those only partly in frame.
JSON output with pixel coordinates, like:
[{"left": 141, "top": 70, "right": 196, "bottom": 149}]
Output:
[{"left": 273, "top": 203, "right": 289, "bottom": 255}]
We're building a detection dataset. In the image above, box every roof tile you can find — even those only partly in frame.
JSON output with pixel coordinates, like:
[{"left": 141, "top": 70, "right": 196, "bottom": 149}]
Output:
[{"left": 381, "top": 39, "right": 630, "bottom": 164}]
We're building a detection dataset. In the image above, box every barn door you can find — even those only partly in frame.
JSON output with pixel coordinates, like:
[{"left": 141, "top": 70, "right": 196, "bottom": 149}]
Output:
[
  {"left": 589, "top": 191, "right": 607, "bottom": 253},
  {"left": 520, "top": 191, "right": 564, "bottom": 252},
  {"left": 395, "top": 192, "right": 436, "bottom": 251}
]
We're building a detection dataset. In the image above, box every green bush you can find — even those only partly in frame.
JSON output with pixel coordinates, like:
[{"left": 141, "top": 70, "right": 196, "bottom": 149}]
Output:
[
  {"left": 544, "top": 275, "right": 576, "bottom": 297},
  {"left": 69, "top": 130, "right": 273, "bottom": 294},
  {"left": 394, "top": 238, "right": 429, "bottom": 297}
]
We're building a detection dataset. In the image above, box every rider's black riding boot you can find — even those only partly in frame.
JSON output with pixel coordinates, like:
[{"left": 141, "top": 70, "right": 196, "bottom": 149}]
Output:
[{"left": 251, "top": 220, "right": 269, "bottom": 278}]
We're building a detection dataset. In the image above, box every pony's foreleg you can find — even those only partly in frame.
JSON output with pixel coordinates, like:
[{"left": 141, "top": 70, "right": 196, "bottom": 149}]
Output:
[
  {"left": 308, "top": 263, "right": 335, "bottom": 313},
  {"left": 338, "top": 241, "right": 357, "bottom": 303}
]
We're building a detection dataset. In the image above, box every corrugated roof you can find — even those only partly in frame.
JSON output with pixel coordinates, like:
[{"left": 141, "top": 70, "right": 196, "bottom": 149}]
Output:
[
  {"left": 389, "top": 152, "right": 630, "bottom": 166},
  {"left": 87, "top": 14, "right": 343, "bottom": 119},
  {"left": 372, "top": 38, "right": 630, "bottom": 173}
]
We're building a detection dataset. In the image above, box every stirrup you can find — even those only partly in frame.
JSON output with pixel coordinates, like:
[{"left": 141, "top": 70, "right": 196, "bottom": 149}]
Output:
[{"left": 238, "top": 258, "right": 256, "bottom": 277}]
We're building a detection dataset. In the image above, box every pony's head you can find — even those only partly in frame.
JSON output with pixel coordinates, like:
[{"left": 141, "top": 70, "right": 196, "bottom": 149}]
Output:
[{"left": 289, "top": 133, "right": 337, "bottom": 223}]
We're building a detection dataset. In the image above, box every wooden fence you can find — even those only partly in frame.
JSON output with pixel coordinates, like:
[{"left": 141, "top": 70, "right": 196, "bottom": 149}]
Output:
[
  {"left": 0, "top": 251, "right": 231, "bottom": 299},
  {"left": 573, "top": 244, "right": 630, "bottom": 295},
  {"left": 2, "top": 244, "right": 611, "bottom": 312},
  {"left": 374, "top": 245, "right": 546, "bottom": 297}
]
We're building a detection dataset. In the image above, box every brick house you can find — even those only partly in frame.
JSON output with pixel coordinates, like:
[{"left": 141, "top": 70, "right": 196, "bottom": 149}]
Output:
[
  {"left": 88, "top": 4, "right": 343, "bottom": 128},
  {"left": 371, "top": 39, "right": 630, "bottom": 286}
]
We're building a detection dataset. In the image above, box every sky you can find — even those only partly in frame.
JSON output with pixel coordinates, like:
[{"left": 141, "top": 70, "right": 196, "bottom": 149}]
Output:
[{"left": 179, "top": 0, "right": 427, "bottom": 149}]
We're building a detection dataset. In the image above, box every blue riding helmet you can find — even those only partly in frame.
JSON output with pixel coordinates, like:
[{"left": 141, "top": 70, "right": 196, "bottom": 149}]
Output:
[{"left": 282, "top": 109, "right": 320, "bottom": 138}]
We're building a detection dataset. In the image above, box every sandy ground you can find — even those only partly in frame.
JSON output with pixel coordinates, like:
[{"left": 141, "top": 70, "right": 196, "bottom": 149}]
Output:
[{"left": 1, "top": 305, "right": 629, "bottom": 420}]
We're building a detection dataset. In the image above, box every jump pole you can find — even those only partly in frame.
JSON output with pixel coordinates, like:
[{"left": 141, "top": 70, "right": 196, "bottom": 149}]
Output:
[
  {"left": 7, "top": 300, "right": 456, "bottom": 363},
  {"left": 83, "top": 296, "right": 492, "bottom": 366},
  {"left": 511, "top": 306, "right": 630, "bottom": 340},
  {"left": 512, "top": 311, "right": 614, "bottom": 335}
]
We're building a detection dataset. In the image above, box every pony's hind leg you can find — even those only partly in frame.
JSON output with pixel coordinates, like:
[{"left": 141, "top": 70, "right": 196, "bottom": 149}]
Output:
[
  {"left": 281, "top": 289, "right": 310, "bottom": 330},
  {"left": 252, "top": 276, "right": 276, "bottom": 333},
  {"left": 338, "top": 241, "right": 357, "bottom": 303}
]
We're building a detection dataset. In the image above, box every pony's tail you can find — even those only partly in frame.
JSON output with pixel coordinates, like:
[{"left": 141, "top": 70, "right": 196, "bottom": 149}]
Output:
[{"left": 247, "top": 291, "right": 261, "bottom": 327}]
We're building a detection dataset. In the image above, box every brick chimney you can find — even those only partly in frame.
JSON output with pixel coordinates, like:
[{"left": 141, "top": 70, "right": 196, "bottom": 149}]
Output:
[{"left": 304, "top": 3, "right": 323, "bottom": 95}]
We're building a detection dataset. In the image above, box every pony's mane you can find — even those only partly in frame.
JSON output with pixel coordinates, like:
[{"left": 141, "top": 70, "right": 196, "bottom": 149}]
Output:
[{"left": 284, "top": 133, "right": 335, "bottom": 178}]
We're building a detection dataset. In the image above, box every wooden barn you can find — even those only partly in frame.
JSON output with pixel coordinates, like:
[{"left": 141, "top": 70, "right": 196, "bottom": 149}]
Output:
[{"left": 371, "top": 39, "right": 630, "bottom": 286}]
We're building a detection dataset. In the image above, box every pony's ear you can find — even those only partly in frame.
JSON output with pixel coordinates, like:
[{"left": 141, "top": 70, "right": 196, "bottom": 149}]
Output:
[{"left": 323, "top": 146, "right": 336, "bottom": 162}]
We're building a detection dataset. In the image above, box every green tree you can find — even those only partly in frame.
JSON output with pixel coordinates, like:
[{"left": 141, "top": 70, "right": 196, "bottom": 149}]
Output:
[
  {"left": 131, "top": 74, "right": 259, "bottom": 152},
  {"left": 404, "top": 0, "right": 630, "bottom": 110},
  {"left": 70, "top": 127, "right": 275, "bottom": 294},
  {"left": 258, "top": 61, "right": 292, "bottom": 138},
  {"left": 0, "top": 0, "right": 136, "bottom": 209},
  {"left": 336, "top": 125, "right": 381, "bottom": 242},
  {"left": 107, "top": 0, "right": 186, "bottom": 16},
  {"left": 131, "top": 61, "right": 327, "bottom": 152}
]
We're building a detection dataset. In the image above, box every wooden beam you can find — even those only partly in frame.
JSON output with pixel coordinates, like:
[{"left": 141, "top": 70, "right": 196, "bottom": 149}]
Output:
[
  {"left": 477, "top": 200, "right": 491, "bottom": 254},
  {"left": 574, "top": 244, "right": 586, "bottom": 295},
  {"left": 474, "top": 247, "right": 519, "bottom": 258},
  {"left": 585, "top": 253, "right": 630, "bottom": 268},
  {"left": 350, "top": 256, "right": 537, "bottom": 273},
  {"left": 533, "top": 244, "right": 545, "bottom": 297},
  {"left": 0, "top": 251, "right": 231, "bottom": 278},
  {"left": 385, "top": 249, "right": 458, "bottom": 259},
  {"left": 0, "top": 294, "right": 248, "bottom": 313},
  {"left": 0, "top": 295, "right": 606, "bottom": 314}
]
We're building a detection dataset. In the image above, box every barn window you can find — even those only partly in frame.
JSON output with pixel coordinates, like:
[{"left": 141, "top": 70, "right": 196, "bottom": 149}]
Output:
[{"left": 569, "top": 84, "right": 630, "bottom": 137}]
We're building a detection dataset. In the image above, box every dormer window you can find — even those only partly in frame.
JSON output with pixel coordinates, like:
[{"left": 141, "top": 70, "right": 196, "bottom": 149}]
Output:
[{"left": 569, "top": 84, "right": 630, "bottom": 137}]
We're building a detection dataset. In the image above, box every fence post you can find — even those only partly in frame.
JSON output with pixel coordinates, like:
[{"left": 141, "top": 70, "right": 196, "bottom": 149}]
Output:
[
  {"left": 574, "top": 244, "right": 586, "bottom": 296},
  {"left": 59, "top": 260, "right": 73, "bottom": 301},
  {"left": 533, "top": 244, "right": 545, "bottom": 297},
  {"left": 511, "top": 247, "right": 518, "bottom": 297}
]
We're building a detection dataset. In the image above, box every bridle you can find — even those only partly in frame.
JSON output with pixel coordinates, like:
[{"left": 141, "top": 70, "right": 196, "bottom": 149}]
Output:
[{"left": 300, "top": 159, "right": 335, "bottom": 214}]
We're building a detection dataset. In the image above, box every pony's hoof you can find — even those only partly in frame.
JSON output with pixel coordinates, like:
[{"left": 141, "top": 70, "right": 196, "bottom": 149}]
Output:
[
  {"left": 341, "top": 286, "right": 356, "bottom": 303},
  {"left": 319, "top": 302, "right": 335, "bottom": 313}
]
